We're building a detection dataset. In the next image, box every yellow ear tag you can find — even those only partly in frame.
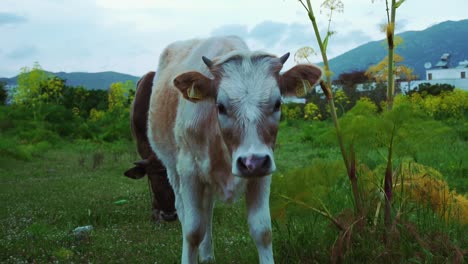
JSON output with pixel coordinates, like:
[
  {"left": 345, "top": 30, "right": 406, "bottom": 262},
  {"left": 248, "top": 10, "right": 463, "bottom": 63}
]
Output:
[
  {"left": 187, "top": 83, "right": 203, "bottom": 100},
  {"left": 295, "top": 80, "right": 307, "bottom": 97}
]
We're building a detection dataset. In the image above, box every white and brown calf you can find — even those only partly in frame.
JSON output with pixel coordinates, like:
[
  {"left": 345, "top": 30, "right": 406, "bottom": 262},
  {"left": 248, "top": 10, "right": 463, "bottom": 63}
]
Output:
[{"left": 147, "top": 36, "right": 322, "bottom": 264}]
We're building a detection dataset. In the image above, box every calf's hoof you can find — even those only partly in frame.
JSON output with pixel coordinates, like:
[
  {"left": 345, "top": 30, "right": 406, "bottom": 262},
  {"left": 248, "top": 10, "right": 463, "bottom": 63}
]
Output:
[
  {"left": 161, "top": 211, "right": 178, "bottom": 222},
  {"left": 152, "top": 209, "right": 177, "bottom": 222}
]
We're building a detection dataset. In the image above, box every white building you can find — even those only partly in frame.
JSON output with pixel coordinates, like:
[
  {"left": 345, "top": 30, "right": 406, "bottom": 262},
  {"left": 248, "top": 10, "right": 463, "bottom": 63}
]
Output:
[
  {"left": 426, "top": 54, "right": 467, "bottom": 80},
  {"left": 400, "top": 53, "right": 468, "bottom": 93}
]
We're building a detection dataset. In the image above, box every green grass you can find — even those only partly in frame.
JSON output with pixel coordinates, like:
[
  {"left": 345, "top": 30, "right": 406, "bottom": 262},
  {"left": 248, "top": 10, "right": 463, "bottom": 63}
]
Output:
[
  {"left": 1, "top": 120, "right": 467, "bottom": 263},
  {"left": 0, "top": 141, "right": 260, "bottom": 263}
]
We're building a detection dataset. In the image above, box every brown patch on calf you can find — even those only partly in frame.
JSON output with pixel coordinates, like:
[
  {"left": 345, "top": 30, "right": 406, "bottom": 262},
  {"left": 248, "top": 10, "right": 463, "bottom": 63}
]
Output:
[
  {"left": 261, "top": 229, "right": 272, "bottom": 247},
  {"left": 149, "top": 77, "right": 180, "bottom": 146},
  {"left": 186, "top": 228, "right": 204, "bottom": 248},
  {"left": 257, "top": 121, "right": 279, "bottom": 150}
]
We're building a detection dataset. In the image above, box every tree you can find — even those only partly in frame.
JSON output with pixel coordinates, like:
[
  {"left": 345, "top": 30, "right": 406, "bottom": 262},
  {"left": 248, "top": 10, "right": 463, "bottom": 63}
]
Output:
[
  {"left": 365, "top": 53, "right": 417, "bottom": 84},
  {"left": 0, "top": 81, "right": 7, "bottom": 105},
  {"left": 13, "top": 62, "right": 49, "bottom": 105},
  {"left": 108, "top": 82, "right": 125, "bottom": 111},
  {"left": 40, "top": 76, "right": 65, "bottom": 104},
  {"left": 61, "top": 85, "right": 108, "bottom": 118},
  {"left": 12, "top": 62, "right": 51, "bottom": 120},
  {"left": 108, "top": 80, "right": 135, "bottom": 111}
]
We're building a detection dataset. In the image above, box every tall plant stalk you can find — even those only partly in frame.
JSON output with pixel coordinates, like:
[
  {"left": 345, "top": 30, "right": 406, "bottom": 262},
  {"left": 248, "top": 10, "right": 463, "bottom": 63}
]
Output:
[
  {"left": 382, "top": 0, "right": 404, "bottom": 245},
  {"left": 300, "top": 0, "right": 362, "bottom": 216},
  {"left": 386, "top": 0, "right": 397, "bottom": 111}
]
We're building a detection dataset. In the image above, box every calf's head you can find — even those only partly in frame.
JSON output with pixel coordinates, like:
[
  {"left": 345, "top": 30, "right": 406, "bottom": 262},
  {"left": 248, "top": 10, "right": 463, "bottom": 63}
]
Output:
[{"left": 173, "top": 51, "right": 322, "bottom": 178}]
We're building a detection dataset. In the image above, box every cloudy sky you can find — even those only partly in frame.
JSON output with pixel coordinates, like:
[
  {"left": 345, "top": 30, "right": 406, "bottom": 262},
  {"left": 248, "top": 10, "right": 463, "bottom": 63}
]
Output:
[{"left": 1, "top": 0, "right": 466, "bottom": 78}]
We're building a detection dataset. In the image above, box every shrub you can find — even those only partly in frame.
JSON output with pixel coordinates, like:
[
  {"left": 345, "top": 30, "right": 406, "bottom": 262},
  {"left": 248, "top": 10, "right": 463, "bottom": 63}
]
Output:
[
  {"left": 281, "top": 103, "right": 303, "bottom": 120},
  {"left": 271, "top": 159, "right": 347, "bottom": 219},
  {"left": 409, "top": 82, "right": 455, "bottom": 96},
  {"left": 408, "top": 89, "right": 468, "bottom": 120},
  {"left": 303, "top": 102, "right": 321, "bottom": 120}
]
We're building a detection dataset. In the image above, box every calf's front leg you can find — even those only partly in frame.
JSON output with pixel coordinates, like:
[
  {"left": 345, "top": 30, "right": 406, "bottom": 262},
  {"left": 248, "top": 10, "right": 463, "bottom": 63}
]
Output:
[
  {"left": 198, "top": 188, "right": 215, "bottom": 263},
  {"left": 179, "top": 177, "right": 205, "bottom": 264},
  {"left": 246, "top": 176, "right": 274, "bottom": 264}
]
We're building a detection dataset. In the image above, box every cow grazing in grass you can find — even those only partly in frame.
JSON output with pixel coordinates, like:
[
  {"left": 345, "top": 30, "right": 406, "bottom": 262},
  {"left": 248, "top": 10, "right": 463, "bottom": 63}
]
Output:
[
  {"left": 148, "top": 36, "right": 322, "bottom": 263},
  {"left": 124, "top": 71, "right": 177, "bottom": 222}
]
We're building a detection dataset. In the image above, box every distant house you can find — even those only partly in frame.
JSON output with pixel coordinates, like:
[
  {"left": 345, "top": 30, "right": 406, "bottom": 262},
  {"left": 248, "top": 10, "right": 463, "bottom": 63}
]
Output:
[
  {"left": 426, "top": 53, "right": 468, "bottom": 80},
  {"left": 400, "top": 53, "right": 468, "bottom": 92}
]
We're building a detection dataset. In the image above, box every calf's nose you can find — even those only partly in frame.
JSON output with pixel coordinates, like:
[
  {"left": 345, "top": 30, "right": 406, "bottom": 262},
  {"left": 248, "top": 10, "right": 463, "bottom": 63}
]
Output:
[{"left": 237, "top": 154, "right": 272, "bottom": 177}]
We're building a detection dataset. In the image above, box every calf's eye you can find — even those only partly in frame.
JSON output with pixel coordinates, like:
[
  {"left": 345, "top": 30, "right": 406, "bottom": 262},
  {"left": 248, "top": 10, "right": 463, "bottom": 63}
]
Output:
[
  {"left": 273, "top": 99, "right": 281, "bottom": 112},
  {"left": 217, "top": 103, "right": 227, "bottom": 115}
]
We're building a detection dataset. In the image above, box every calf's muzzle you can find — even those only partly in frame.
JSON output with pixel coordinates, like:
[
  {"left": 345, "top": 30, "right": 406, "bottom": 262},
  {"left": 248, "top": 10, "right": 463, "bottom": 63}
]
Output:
[{"left": 236, "top": 154, "right": 273, "bottom": 178}]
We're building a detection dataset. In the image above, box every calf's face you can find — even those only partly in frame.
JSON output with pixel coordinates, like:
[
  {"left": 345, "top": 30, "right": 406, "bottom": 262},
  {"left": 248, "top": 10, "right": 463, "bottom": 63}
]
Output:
[{"left": 173, "top": 52, "right": 322, "bottom": 178}]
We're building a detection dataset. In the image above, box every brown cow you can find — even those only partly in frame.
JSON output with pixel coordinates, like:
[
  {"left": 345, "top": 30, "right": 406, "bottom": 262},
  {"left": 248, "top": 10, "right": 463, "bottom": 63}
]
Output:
[
  {"left": 147, "top": 36, "right": 322, "bottom": 263},
  {"left": 124, "top": 71, "right": 177, "bottom": 222}
]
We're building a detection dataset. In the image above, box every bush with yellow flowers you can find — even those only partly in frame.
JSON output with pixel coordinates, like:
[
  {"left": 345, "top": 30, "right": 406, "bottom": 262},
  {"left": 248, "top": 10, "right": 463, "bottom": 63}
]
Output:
[
  {"left": 408, "top": 89, "right": 468, "bottom": 120},
  {"left": 303, "top": 102, "right": 322, "bottom": 120}
]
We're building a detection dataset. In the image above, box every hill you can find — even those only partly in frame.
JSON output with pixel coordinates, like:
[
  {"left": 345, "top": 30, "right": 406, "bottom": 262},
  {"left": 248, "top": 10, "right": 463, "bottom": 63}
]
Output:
[
  {"left": 325, "top": 19, "right": 468, "bottom": 79},
  {"left": 0, "top": 71, "right": 140, "bottom": 90}
]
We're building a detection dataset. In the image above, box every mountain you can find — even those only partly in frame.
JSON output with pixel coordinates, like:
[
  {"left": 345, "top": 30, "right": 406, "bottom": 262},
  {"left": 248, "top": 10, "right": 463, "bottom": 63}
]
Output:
[
  {"left": 0, "top": 71, "right": 140, "bottom": 90},
  {"left": 324, "top": 19, "right": 468, "bottom": 80}
]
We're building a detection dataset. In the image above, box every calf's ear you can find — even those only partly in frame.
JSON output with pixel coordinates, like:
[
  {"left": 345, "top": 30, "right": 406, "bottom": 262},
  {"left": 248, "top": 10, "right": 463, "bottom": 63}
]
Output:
[
  {"left": 279, "top": 64, "right": 322, "bottom": 97},
  {"left": 124, "top": 166, "right": 146, "bottom": 179},
  {"left": 173, "top": 71, "right": 214, "bottom": 103}
]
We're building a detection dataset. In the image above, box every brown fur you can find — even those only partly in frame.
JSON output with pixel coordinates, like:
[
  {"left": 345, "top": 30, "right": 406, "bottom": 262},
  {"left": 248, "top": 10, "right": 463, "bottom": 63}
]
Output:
[
  {"left": 124, "top": 71, "right": 176, "bottom": 221},
  {"left": 280, "top": 64, "right": 323, "bottom": 96}
]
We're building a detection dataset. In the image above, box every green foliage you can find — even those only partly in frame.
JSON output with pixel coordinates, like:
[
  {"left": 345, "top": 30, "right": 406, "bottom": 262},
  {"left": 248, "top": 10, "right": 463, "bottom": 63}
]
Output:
[
  {"left": 0, "top": 81, "right": 7, "bottom": 105},
  {"left": 409, "top": 82, "right": 455, "bottom": 97},
  {"left": 332, "top": 89, "right": 351, "bottom": 115},
  {"left": 281, "top": 103, "right": 303, "bottom": 120},
  {"left": 337, "top": 96, "right": 457, "bottom": 169},
  {"left": 0, "top": 130, "right": 54, "bottom": 161},
  {"left": 90, "top": 108, "right": 132, "bottom": 142},
  {"left": 271, "top": 159, "right": 347, "bottom": 218},
  {"left": 303, "top": 102, "right": 321, "bottom": 120},
  {"left": 12, "top": 62, "right": 52, "bottom": 106},
  {"left": 39, "top": 76, "right": 65, "bottom": 104},
  {"left": 108, "top": 81, "right": 135, "bottom": 111},
  {"left": 408, "top": 89, "right": 468, "bottom": 120},
  {"left": 61, "top": 86, "right": 108, "bottom": 118}
]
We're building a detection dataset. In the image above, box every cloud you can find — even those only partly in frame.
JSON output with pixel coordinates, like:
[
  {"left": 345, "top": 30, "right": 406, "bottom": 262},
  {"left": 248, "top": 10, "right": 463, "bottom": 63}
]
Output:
[
  {"left": 6, "top": 46, "right": 38, "bottom": 59},
  {"left": 249, "top": 21, "right": 288, "bottom": 46},
  {"left": 211, "top": 21, "right": 314, "bottom": 50},
  {"left": 209, "top": 20, "right": 380, "bottom": 67},
  {"left": 211, "top": 24, "right": 249, "bottom": 38},
  {"left": 281, "top": 23, "right": 315, "bottom": 46},
  {"left": 0, "top": 12, "right": 27, "bottom": 26}
]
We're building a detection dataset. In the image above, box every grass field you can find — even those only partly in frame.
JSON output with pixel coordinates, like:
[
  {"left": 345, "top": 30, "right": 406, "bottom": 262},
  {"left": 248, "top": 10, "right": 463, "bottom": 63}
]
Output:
[{"left": 1, "top": 120, "right": 467, "bottom": 263}]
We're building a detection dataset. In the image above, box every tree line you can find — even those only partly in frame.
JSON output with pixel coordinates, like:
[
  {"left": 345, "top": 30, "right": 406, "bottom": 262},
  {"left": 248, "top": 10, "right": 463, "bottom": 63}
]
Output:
[{"left": 0, "top": 63, "right": 136, "bottom": 161}]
